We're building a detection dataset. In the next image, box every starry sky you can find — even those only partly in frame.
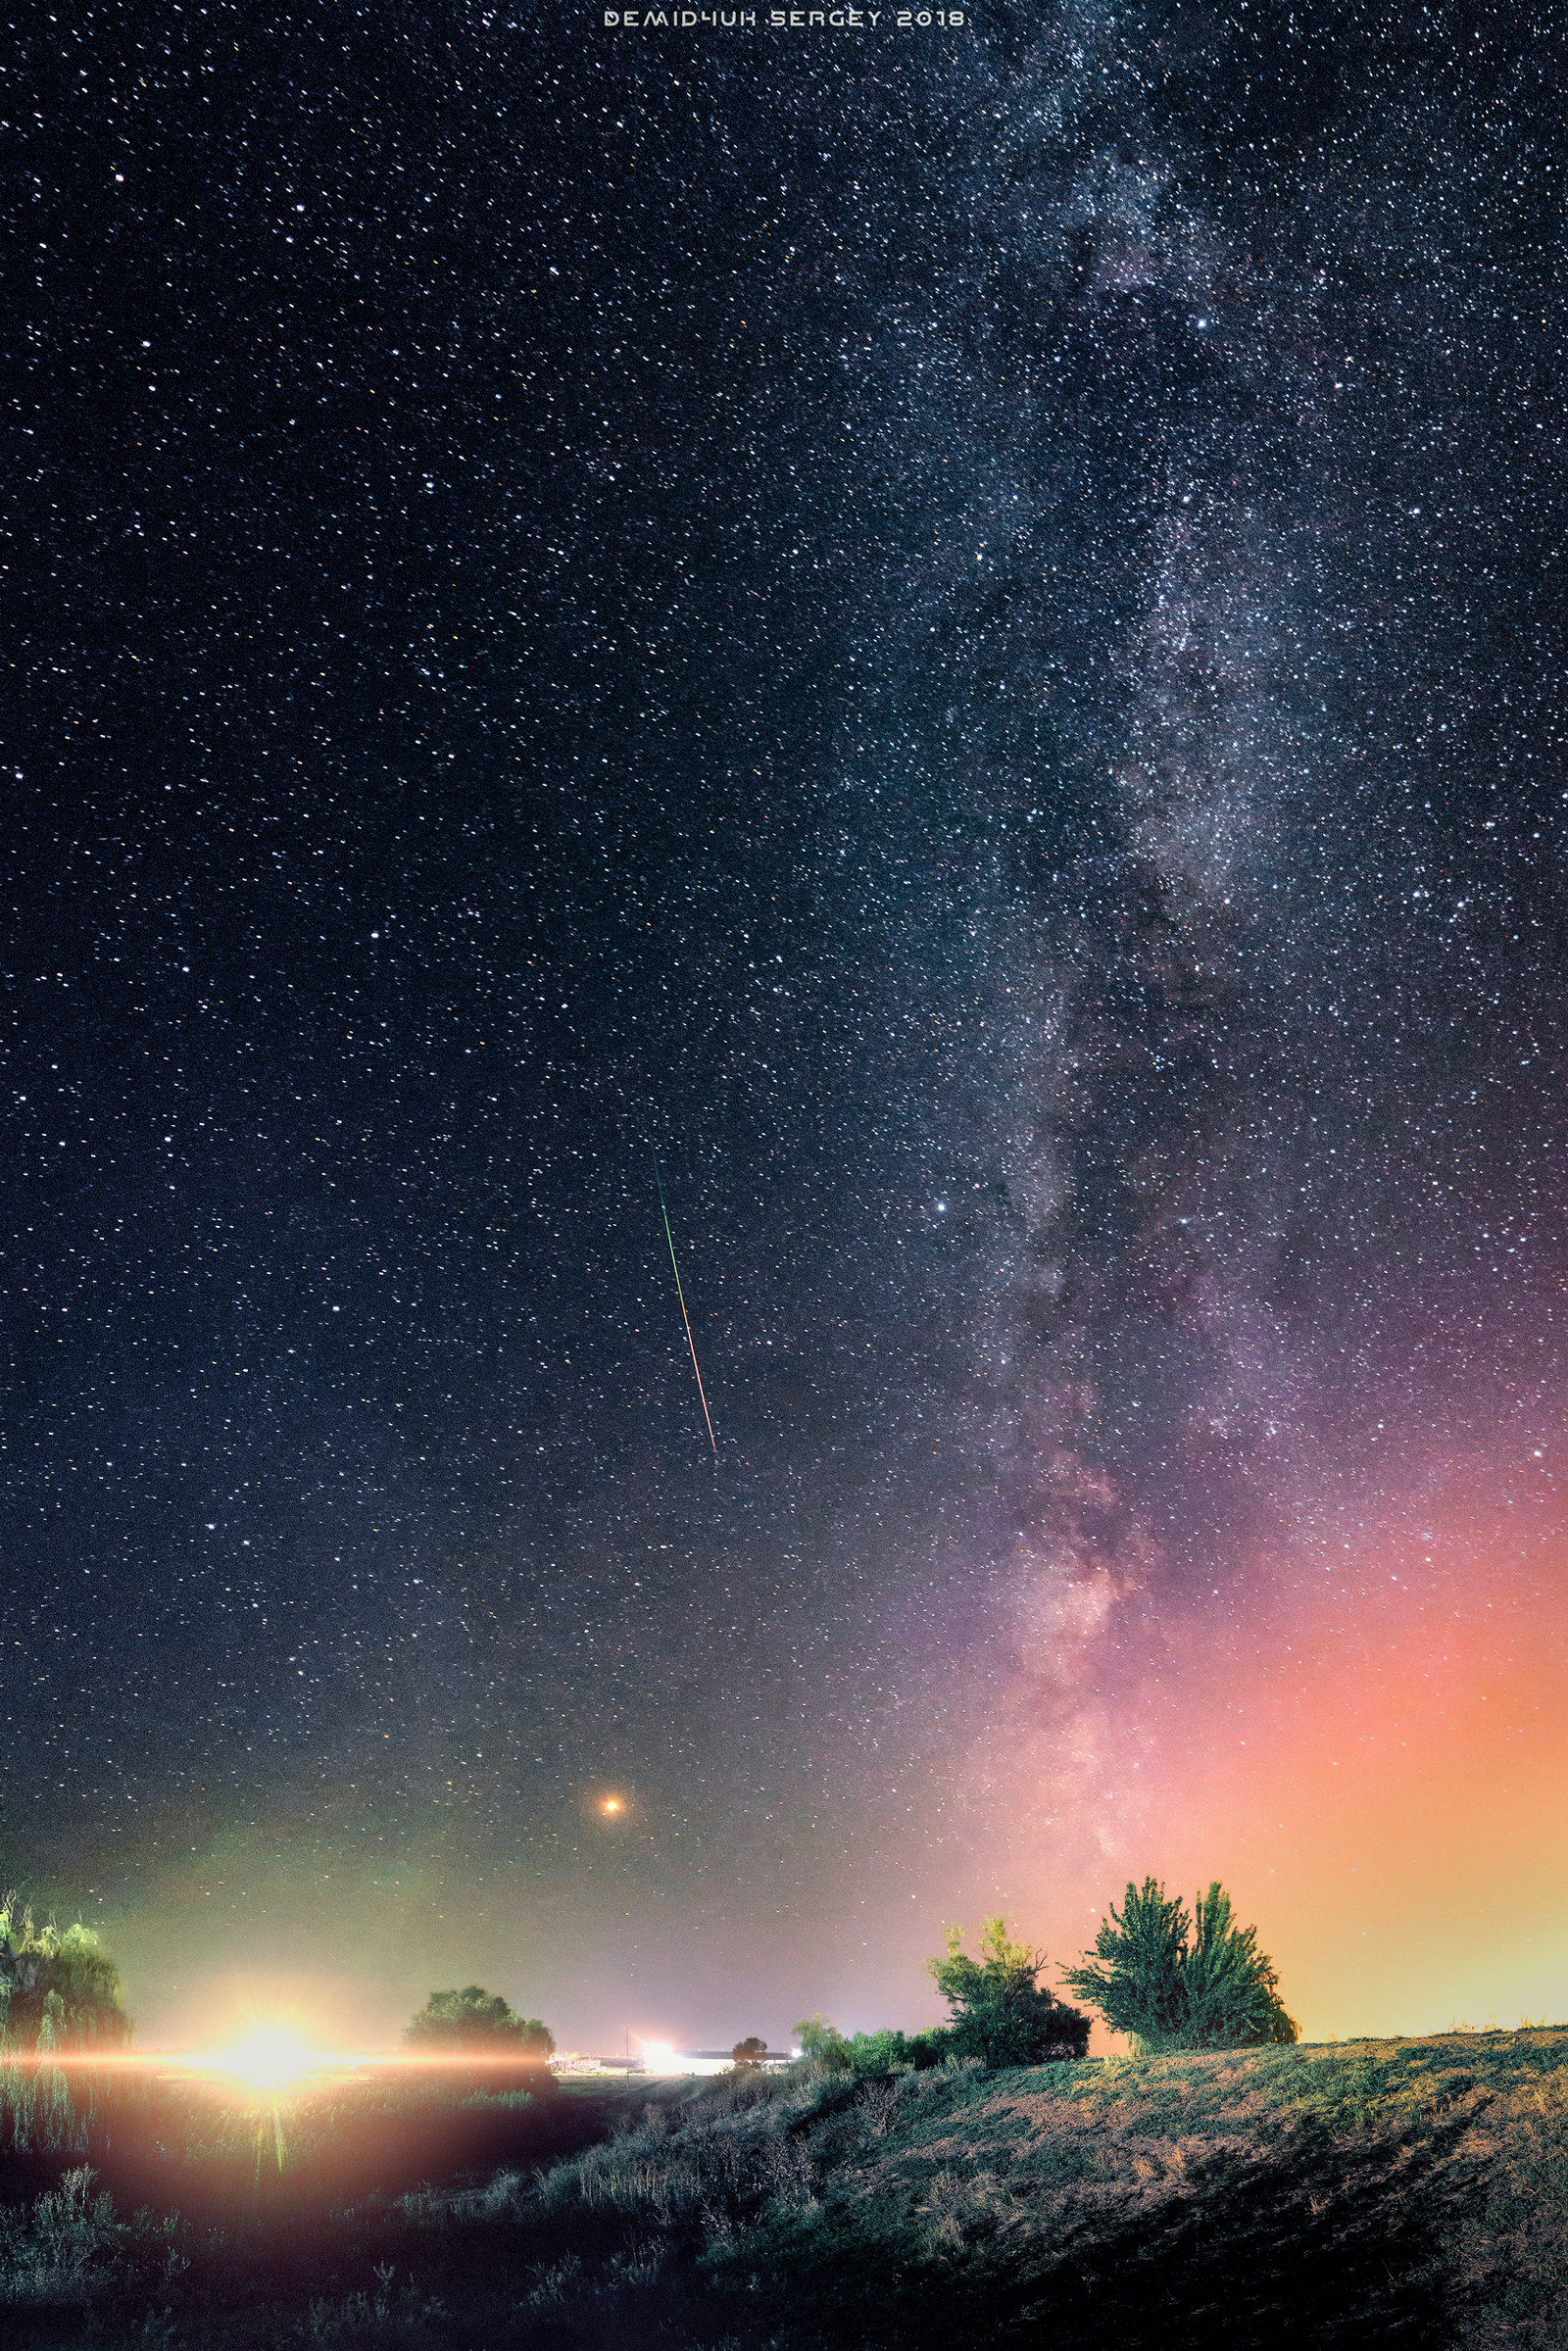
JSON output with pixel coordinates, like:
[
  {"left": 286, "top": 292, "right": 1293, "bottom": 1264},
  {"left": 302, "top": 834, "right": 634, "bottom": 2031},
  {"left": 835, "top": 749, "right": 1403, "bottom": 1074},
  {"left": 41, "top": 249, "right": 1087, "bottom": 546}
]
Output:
[{"left": 6, "top": 1, "right": 1567, "bottom": 2054}]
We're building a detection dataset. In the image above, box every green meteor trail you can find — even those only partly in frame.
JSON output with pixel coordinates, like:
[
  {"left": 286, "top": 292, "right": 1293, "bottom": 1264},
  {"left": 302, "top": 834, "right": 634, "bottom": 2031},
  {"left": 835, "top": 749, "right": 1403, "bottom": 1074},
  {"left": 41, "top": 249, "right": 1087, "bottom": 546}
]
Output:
[{"left": 655, "top": 1162, "right": 717, "bottom": 1455}]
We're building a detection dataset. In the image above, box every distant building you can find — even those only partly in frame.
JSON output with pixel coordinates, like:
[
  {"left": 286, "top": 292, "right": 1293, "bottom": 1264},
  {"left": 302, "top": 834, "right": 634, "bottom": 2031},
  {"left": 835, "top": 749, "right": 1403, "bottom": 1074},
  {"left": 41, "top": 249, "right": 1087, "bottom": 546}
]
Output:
[{"left": 548, "top": 2043, "right": 798, "bottom": 2079}]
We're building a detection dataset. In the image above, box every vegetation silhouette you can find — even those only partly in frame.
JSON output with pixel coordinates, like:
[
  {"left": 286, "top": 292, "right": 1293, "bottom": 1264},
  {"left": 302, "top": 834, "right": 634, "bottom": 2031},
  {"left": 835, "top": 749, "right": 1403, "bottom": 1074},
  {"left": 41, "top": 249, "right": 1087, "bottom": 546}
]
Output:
[
  {"left": 4, "top": 2026, "right": 1567, "bottom": 2344},
  {"left": 928, "top": 1916, "right": 1090, "bottom": 2064},
  {"left": 403, "top": 1985, "right": 556, "bottom": 2059},
  {"left": 0, "top": 1886, "right": 1559, "bottom": 2347},
  {"left": 1062, "top": 1877, "right": 1298, "bottom": 2052},
  {"left": 0, "top": 1897, "right": 131, "bottom": 2051},
  {"left": 792, "top": 2012, "right": 851, "bottom": 2068}
]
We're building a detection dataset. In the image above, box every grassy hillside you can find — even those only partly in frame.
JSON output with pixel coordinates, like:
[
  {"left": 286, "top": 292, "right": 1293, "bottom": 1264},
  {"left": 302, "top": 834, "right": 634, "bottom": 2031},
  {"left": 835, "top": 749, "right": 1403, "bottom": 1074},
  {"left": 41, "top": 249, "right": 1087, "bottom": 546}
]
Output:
[
  {"left": 1, "top": 2031, "right": 1565, "bottom": 2345},
  {"left": 506, "top": 2031, "right": 1568, "bottom": 2350}
]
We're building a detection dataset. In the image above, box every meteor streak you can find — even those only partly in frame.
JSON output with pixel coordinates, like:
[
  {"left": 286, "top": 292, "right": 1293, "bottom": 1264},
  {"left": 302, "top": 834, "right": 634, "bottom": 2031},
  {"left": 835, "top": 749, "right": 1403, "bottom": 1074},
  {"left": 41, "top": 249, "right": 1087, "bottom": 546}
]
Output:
[{"left": 655, "top": 1161, "right": 717, "bottom": 1455}]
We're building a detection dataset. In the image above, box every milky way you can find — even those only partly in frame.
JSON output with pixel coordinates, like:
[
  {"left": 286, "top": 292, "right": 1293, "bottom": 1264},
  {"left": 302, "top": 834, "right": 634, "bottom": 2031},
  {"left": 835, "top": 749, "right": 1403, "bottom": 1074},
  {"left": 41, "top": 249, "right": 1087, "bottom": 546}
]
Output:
[{"left": 6, "top": 4, "right": 1565, "bottom": 2046}]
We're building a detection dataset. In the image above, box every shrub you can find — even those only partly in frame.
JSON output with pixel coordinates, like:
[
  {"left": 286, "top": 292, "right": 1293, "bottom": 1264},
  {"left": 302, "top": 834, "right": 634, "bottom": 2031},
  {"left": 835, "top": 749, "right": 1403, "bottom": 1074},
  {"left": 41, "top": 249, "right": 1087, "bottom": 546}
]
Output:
[
  {"left": 842, "top": 2028, "right": 911, "bottom": 2074},
  {"left": 858, "top": 2079, "right": 900, "bottom": 2136},
  {"left": 302, "top": 2265, "right": 449, "bottom": 2346},
  {"left": 907, "top": 2028, "right": 953, "bottom": 2069},
  {"left": 0, "top": 2165, "right": 123, "bottom": 2303},
  {"left": 927, "top": 1919, "right": 1090, "bottom": 2066},
  {"left": 834, "top": 2027, "right": 952, "bottom": 2073}
]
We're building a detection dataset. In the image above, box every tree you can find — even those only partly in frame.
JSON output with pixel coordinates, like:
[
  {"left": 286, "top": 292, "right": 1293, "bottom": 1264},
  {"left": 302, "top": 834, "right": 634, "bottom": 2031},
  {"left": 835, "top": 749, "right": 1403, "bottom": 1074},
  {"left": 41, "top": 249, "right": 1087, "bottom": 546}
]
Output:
[
  {"left": 1061, "top": 1878, "right": 1298, "bottom": 2054},
  {"left": 731, "top": 2035, "right": 768, "bottom": 2068},
  {"left": 1181, "top": 1884, "right": 1298, "bottom": 2049},
  {"left": 0, "top": 1902, "right": 131, "bottom": 2050},
  {"left": 926, "top": 1919, "right": 1089, "bottom": 2066},
  {"left": 403, "top": 1985, "right": 555, "bottom": 2058},
  {"left": 792, "top": 2012, "right": 850, "bottom": 2068}
]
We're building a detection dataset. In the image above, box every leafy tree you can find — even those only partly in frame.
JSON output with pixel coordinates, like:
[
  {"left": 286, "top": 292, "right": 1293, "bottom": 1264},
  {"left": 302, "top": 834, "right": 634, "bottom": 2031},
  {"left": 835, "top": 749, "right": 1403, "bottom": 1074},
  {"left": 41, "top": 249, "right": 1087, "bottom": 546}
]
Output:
[
  {"left": 1061, "top": 1878, "right": 1298, "bottom": 2053},
  {"left": 731, "top": 2035, "right": 768, "bottom": 2068},
  {"left": 403, "top": 1985, "right": 555, "bottom": 2057},
  {"left": 1060, "top": 1879, "right": 1188, "bottom": 2048},
  {"left": 0, "top": 1902, "right": 131, "bottom": 2050},
  {"left": 926, "top": 1918, "right": 1089, "bottom": 2066},
  {"left": 1181, "top": 1884, "right": 1298, "bottom": 2049},
  {"left": 792, "top": 2012, "right": 850, "bottom": 2068}
]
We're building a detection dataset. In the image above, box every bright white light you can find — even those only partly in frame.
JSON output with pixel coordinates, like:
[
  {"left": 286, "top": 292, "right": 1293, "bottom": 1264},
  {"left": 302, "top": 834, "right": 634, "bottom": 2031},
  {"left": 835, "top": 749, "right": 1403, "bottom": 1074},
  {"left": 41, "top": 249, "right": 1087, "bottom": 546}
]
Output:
[
  {"left": 639, "top": 2039, "right": 678, "bottom": 2070},
  {"left": 206, "top": 2025, "right": 318, "bottom": 2090}
]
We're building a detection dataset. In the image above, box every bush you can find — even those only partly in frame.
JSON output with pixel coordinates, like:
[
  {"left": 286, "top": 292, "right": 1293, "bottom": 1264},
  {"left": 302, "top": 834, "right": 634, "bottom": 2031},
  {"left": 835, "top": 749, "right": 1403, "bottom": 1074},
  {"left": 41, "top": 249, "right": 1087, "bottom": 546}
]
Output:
[
  {"left": 1061, "top": 1878, "right": 1298, "bottom": 2053},
  {"left": 906, "top": 2028, "right": 953, "bottom": 2069},
  {"left": 0, "top": 2165, "right": 123, "bottom": 2303},
  {"left": 927, "top": 1919, "right": 1090, "bottom": 2066},
  {"left": 302, "top": 2266, "right": 449, "bottom": 2346},
  {"left": 842, "top": 2029, "right": 911, "bottom": 2074},
  {"left": 832, "top": 2027, "right": 950, "bottom": 2073}
]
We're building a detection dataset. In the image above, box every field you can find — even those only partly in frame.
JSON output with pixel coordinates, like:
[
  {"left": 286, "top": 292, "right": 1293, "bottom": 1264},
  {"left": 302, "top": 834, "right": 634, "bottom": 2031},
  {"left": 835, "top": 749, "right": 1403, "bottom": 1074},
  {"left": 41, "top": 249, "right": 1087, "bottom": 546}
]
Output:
[{"left": 2, "top": 2030, "right": 1566, "bottom": 2347}]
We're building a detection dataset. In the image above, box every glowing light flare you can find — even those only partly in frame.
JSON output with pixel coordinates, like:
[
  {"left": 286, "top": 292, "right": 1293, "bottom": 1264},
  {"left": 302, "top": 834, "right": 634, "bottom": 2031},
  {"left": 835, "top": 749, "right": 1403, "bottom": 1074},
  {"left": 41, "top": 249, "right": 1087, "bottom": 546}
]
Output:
[
  {"left": 0, "top": 2047, "right": 563, "bottom": 2090},
  {"left": 602, "top": 1797, "right": 622, "bottom": 1814},
  {"left": 199, "top": 2024, "right": 320, "bottom": 2090}
]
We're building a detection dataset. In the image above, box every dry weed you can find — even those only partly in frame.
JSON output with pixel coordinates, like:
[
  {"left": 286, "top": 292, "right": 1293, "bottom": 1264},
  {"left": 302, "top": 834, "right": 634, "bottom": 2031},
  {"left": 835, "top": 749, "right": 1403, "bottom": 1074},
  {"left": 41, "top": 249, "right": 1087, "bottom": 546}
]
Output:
[{"left": 858, "top": 2081, "right": 899, "bottom": 2137}]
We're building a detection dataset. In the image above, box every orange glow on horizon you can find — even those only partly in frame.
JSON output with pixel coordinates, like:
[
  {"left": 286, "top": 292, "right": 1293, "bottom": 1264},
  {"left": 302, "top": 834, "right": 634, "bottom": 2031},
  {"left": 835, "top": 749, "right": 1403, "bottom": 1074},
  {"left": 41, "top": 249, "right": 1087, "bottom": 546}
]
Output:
[
  {"left": 1097, "top": 1477, "right": 1568, "bottom": 2040},
  {"left": 980, "top": 1461, "right": 1568, "bottom": 2049}
]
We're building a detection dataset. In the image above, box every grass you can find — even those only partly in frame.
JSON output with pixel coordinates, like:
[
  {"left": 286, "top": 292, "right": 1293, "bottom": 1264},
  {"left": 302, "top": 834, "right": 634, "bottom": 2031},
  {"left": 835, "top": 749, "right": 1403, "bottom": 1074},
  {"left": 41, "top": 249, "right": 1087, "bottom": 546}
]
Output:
[{"left": 0, "top": 2031, "right": 1565, "bottom": 2345}]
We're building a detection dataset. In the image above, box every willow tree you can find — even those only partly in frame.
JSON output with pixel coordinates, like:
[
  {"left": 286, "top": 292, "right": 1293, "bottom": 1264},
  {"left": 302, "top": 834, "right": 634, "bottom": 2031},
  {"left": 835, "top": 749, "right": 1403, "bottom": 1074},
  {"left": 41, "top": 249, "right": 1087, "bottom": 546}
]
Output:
[{"left": 0, "top": 1901, "right": 132, "bottom": 2050}]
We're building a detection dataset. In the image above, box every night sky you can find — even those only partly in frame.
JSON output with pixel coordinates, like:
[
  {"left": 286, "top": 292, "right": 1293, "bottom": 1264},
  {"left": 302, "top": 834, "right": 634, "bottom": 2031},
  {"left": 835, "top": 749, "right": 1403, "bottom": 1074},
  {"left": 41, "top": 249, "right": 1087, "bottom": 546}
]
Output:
[{"left": 6, "top": 2, "right": 1567, "bottom": 2054}]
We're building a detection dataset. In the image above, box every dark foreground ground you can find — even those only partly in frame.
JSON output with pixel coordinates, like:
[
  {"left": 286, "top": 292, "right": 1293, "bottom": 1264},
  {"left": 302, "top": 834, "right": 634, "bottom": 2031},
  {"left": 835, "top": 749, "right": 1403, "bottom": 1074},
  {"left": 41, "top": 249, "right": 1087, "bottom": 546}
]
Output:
[{"left": 2, "top": 2030, "right": 1565, "bottom": 2348}]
